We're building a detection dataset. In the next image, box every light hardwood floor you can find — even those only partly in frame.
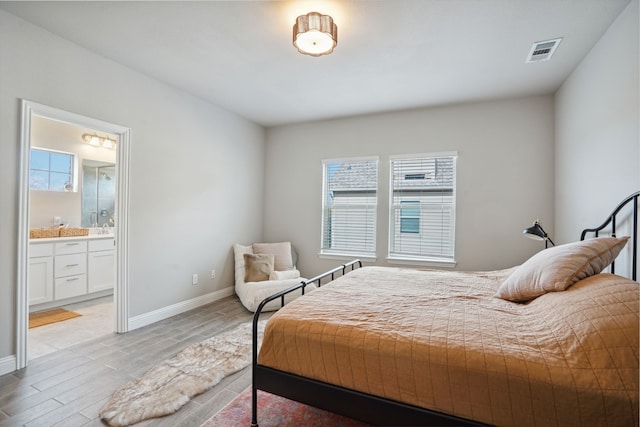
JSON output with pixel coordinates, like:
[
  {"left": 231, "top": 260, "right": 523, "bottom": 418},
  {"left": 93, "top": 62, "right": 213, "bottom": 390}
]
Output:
[{"left": 0, "top": 296, "right": 257, "bottom": 427}]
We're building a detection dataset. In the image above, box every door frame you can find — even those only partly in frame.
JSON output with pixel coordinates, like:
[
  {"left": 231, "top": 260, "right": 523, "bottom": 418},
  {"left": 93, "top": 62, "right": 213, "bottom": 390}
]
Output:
[{"left": 16, "top": 100, "right": 131, "bottom": 369}]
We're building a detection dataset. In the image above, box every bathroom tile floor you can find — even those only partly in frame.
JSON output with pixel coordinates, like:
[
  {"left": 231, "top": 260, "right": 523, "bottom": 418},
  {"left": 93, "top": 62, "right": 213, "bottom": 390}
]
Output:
[{"left": 29, "top": 296, "right": 114, "bottom": 360}]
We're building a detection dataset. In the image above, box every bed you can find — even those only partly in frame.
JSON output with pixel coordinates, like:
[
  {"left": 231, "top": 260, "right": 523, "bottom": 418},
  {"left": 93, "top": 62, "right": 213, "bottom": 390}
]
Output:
[{"left": 250, "top": 192, "right": 639, "bottom": 427}]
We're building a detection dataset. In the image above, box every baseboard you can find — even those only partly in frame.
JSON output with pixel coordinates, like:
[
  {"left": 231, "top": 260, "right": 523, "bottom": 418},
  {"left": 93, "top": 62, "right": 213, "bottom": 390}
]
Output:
[
  {"left": 128, "top": 287, "right": 235, "bottom": 331},
  {"left": 29, "top": 290, "right": 113, "bottom": 313},
  {"left": 0, "top": 355, "right": 17, "bottom": 376}
]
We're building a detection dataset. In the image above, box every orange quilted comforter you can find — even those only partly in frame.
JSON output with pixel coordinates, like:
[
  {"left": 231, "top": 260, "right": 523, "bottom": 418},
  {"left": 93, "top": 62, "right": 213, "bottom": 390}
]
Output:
[{"left": 258, "top": 266, "right": 639, "bottom": 426}]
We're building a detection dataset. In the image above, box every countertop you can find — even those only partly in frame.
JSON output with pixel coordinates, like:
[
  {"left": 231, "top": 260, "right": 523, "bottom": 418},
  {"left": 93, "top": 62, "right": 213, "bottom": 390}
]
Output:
[{"left": 30, "top": 234, "right": 114, "bottom": 243}]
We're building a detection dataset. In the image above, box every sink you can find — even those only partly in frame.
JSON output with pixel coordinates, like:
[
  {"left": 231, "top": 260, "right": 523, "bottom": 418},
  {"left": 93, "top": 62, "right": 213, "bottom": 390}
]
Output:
[{"left": 88, "top": 227, "right": 114, "bottom": 236}]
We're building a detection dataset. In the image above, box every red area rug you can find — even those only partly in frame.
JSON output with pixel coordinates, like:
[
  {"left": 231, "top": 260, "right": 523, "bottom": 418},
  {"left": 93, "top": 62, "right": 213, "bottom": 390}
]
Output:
[{"left": 201, "top": 387, "right": 371, "bottom": 427}]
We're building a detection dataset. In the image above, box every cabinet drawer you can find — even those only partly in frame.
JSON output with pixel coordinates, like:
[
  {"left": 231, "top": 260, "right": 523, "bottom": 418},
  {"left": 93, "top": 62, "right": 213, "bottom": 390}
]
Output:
[
  {"left": 89, "top": 238, "right": 114, "bottom": 252},
  {"left": 55, "top": 274, "right": 87, "bottom": 300},
  {"left": 30, "top": 243, "right": 54, "bottom": 258},
  {"left": 55, "top": 240, "right": 87, "bottom": 255},
  {"left": 55, "top": 253, "right": 87, "bottom": 278}
]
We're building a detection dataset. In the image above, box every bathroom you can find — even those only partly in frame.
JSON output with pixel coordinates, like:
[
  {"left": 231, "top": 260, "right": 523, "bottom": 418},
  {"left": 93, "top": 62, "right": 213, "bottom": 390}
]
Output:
[{"left": 28, "top": 115, "right": 117, "bottom": 359}]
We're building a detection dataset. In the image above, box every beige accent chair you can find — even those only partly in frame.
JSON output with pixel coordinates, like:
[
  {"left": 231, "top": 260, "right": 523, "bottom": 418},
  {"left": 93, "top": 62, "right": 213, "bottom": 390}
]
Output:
[{"left": 233, "top": 242, "right": 311, "bottom": 312}]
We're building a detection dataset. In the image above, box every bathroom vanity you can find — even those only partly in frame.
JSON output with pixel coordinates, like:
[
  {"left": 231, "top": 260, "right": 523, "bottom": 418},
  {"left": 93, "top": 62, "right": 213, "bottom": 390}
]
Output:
[{"left": 29, "top": 234, "right": 114, "bottom": 310}]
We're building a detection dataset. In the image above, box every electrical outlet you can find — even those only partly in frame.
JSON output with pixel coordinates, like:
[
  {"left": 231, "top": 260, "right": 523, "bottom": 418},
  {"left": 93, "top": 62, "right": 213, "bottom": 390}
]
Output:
[
  {"left": 192, "top": 274, "right": 198, "bottom": 285},
  {"left": 210, "top": 269, "right": 216, "bottom": 279}
]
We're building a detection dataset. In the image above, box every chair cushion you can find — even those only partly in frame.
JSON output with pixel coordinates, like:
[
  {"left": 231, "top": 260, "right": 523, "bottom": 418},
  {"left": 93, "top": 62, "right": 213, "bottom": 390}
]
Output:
[
  {"left": 235, "top": 277, "right": 313, "bottom": 312},
  {"left": 253, "top": 242, "right": 294, "bottom": 271}
]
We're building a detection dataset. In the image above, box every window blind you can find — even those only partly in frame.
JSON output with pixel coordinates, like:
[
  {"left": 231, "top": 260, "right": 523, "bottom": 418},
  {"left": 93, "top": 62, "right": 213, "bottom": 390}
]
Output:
[
  {"left": 389, "top": 155, "right": 456, "bottom": 261},
  {"left": 321, "top": 158, "right": 378, "bottom": 257}
]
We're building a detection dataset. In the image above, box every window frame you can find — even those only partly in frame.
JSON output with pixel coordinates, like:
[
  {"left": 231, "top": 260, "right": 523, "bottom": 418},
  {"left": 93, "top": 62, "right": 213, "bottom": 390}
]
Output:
[
  {"left": 29, "top": 147, "right": 78, "bottom": 192},
  {"left": 319, "top": 156, "right": 379, "bottom": 261},
  {"left": 387, "top": 152, "right": 457, "bottom": 267}
]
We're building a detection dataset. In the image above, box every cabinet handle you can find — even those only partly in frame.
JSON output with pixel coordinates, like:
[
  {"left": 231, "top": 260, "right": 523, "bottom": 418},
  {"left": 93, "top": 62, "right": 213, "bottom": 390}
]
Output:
[
  {"left": 65, "top": 243, "right": 80, "bottom": 246},
  {"left": 66, "top": 277, "right": 79, "bottom": 282},
  {"left": 65, "top": 264, "right": 79, "bottom": 267}
]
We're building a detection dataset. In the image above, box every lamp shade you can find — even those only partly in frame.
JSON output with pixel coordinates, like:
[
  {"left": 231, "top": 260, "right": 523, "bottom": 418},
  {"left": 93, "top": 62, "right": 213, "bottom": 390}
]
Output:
[
  {"left": 523, "top": 222, "right": 546, "bottom": 240},
  {"left": 293, "top": 12, "right": 337, "bottom": 56},
  {"left": 523, "top": 220, "right": 555, "bottom": 247}
]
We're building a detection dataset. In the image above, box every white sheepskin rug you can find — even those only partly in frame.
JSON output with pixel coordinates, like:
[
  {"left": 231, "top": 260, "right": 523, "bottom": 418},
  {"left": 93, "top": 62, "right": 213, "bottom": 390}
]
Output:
[{"left": 99, "top": 320, "right": 266, "bottom": 426}]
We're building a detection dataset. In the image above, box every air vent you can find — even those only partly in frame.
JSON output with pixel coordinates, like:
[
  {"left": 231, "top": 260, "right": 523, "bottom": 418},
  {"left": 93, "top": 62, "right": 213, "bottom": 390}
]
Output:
[{"left": 526, "top": 38, "right": 562, "bottom": 63}]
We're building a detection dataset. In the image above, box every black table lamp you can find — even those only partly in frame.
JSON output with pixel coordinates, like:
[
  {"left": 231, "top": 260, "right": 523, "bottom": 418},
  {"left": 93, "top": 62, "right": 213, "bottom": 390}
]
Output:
[{"left": 523, "top": 220, "right": 555, "bottom": 248}]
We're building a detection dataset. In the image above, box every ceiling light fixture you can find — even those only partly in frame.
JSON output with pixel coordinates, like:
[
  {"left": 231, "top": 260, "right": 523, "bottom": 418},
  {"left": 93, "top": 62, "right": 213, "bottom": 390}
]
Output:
[
  {"left": 293, "top": 12, "right": 337, "bottom": 57},
  {"left": 82, "top": 133, "right": 117, "bottom": 150}
]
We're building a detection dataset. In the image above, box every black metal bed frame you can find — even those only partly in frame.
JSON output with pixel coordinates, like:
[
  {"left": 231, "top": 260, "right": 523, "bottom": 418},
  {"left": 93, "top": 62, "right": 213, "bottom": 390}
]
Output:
[
  {"left": 580, "top": 191, "right": 639, "bottom": 281},
  {"left": 250, "top": 259, "right": 484, "bottom": 427},
  {"left": 250, "top": 192, "right": 640, "bottom": 426}
]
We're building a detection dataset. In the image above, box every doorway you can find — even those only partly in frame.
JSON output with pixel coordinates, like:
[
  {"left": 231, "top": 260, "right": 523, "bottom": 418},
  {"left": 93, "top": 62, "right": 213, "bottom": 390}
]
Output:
[{"left": 16, "top": 100, "right": 131, "bottom": 369}]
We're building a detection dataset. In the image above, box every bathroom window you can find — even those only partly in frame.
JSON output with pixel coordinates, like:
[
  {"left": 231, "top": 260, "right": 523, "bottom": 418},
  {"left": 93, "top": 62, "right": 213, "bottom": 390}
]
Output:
[{"left": 30, "top": 148, "right": 76, "bottom": 192}]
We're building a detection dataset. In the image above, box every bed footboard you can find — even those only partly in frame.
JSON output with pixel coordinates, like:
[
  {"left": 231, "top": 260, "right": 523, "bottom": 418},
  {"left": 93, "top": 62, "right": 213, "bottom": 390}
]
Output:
[
  {"left": 254, "top": 365, "right": 482, "bottom": 426},
  {"left": 251, "top": 259, "right": 361, "bottom": 427},
  {"left": 250, "top": 259, "right": 484, "bottom": 427}
]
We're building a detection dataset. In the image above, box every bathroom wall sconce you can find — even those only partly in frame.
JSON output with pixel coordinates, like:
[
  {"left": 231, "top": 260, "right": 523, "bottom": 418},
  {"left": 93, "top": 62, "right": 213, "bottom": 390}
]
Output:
[
  {"left": 82, "top": 133, "right": 117, "bottom": 150},
  {"left": 293, "top": 12, "right": 337, "bottom": 56},
  {"left": 523, "top": 219, "right": 555, "bottom": 248}
]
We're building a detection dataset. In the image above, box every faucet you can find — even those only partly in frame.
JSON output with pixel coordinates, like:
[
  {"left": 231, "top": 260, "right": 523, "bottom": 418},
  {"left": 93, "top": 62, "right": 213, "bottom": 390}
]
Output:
[{"left": 100, "top": 223, "right": 110, "bottom": 235}]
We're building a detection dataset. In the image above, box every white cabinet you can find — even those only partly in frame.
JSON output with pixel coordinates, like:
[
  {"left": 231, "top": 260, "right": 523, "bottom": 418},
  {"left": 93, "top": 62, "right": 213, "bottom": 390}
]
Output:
[
  {"left": 88, "top": 239, "right": 115, "bottom": 293},
  {"left": 54, "top": 242, "right": 87, "bottom": 300},
  {"left": 29, "top": 237, "right": 114, "bottom": 308},
  {"left": 28, "top": 243, "right": 54, "bottom": 305}
]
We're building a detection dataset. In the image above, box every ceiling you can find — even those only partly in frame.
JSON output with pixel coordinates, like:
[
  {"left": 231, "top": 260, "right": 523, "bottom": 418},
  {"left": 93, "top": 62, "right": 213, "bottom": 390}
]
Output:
[{"left": 0, "top": 0, "right": 631, "bottom": 127}]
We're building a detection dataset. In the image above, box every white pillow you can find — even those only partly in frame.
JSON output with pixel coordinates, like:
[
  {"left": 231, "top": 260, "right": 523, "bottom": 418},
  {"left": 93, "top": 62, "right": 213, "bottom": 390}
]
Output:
[
  {"left": 269, "top": 269, "right": 301, "bottom": 280},
  {"left": 495, "top": 236, "right": 629, "bottom": 302}
]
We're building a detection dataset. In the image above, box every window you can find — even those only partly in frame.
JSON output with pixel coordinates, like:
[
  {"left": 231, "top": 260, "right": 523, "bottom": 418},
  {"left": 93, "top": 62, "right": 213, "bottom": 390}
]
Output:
[
  {"left": 321, "top": 158, "right": 378, "bottom": 258},
  {"left": 400, "top": 201, "right": 420, "bottom": 234},
  {"left": 30, "top": 148, "right": 76, "bottom": 192},
  {"left": 389, "top": 154, "right": 456, "bottom": 262}
]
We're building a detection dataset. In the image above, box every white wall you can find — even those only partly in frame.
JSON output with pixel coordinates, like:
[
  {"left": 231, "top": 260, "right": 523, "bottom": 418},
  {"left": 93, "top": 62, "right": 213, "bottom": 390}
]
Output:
[
  {"left": 264, "top": 96, "right": 555, "bottom": 277},
  {"left": 555, "top": 0, "right": 639, "bottom": 275},
  {"left": 555, "top": 0, "right": 639, "bottom": 241},
  {"left": 0, "top": 10, "right": 265, "bottom": 361}
]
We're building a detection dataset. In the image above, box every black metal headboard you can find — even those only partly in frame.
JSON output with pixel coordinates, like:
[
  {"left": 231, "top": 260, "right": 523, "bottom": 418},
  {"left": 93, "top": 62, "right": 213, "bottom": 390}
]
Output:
[{"left": 580, "top": 191, "right": 639, "bottom": 281}]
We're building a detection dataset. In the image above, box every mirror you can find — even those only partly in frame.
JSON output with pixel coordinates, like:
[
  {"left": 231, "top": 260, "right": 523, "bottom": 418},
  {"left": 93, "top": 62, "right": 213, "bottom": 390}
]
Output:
[{"left": 81, "top": 160, "right": 116, "bottom": 227}]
